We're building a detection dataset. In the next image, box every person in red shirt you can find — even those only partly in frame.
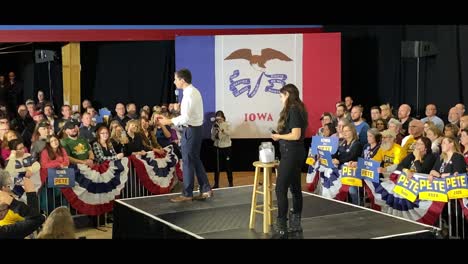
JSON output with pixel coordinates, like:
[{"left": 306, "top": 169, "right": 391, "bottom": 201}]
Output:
[{"left": 40, "top": 135, "right": 69, "bottom": 169}]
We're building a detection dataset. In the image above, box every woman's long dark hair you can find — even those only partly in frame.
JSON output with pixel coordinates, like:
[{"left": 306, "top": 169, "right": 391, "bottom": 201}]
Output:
[
  {"left": 45, "top": 135, "right": 64, "bottom": 160},
  {"left": 277, "top": 84, "right": 308, "bottom": 133}
]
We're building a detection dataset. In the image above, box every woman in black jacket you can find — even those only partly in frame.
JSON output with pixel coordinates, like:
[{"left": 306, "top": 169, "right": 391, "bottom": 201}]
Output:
[{"left": 397, "top": 137, "right": 436, "bottom": 175}]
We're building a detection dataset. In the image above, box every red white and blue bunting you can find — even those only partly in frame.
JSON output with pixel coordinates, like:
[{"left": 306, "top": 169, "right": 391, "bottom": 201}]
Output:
[
  {"left": 129, "top": 145, "right": 180, "bottom": 195},
  {"left": 59, "top": 158, "right": 130, "bottom": 216}
]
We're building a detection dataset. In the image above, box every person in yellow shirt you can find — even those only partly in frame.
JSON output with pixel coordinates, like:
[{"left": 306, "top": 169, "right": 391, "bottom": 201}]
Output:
[
  {"left": 373, "top": 129, "right": 407, "bottom": 175},
  {"left": 401, "top": 119, "right": 424, "bottom": 155},
  {"left": 0, "top": 174, "right": 45, "bottom": 239}
]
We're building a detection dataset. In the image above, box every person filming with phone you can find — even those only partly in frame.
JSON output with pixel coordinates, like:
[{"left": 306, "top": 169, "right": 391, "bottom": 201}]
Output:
[{"left": 211, "top": 110, "right": 233, "bottom": 188}]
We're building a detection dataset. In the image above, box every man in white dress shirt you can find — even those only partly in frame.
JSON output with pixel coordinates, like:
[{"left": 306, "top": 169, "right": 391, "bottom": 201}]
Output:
[{"left": 158, "top": 69, "right": 213, "bottom": 202}]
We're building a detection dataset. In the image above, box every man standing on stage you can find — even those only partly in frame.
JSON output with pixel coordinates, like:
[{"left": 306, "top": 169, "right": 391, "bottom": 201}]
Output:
[{"left": 158, "top": 68, "right": 213, "bottom": 202}]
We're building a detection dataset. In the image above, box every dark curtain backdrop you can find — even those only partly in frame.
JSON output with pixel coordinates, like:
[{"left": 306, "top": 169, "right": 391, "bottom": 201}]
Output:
[
  {"left": 81, "top": 41, "right": 176, "bottom": 111},
  {"left": 78, "top": 26, "right": 468, "bottom": 172},
  {"left": 0, "top": 51, "right": 34, "bottom": 110},
  {"left": 34, "top": 60, "right": 63, "bottom": 112},
  {"left": 33, "top": 43, "right": 64, "bottom": 112},
  {"left": 324, "top": 25, "right": 467, "bottom": 122}
]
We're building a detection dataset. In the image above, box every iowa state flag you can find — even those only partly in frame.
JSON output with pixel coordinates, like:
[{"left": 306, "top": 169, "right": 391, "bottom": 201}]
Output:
[{"left": 175, "top": 33, "right": 340, "bottom": 138}]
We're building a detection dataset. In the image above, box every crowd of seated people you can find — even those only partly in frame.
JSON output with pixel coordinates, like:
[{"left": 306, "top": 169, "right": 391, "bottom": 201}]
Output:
[
  {"left": 0, "top": 91, "right": 185, "bottom": 238},
  {"left": 316, "top": 97, "right": 468, "bottom": 206},
  {"left": 0, "top": 88, "right": 466, "bottom": 238}
]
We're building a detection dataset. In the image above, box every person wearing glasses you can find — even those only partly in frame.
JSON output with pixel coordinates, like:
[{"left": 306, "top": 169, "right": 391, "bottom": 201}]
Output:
[{"left": 92, "top": 126, "right": 124, "bottom": 164}]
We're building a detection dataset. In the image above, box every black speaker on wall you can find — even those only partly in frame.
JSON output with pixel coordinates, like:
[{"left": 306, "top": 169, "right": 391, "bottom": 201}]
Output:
[
  {"left": 35, "top": 49, "right": 56, "bottom": 63},
  {"left": 401, "top": 41, "right": 438, "bottom": 58}
]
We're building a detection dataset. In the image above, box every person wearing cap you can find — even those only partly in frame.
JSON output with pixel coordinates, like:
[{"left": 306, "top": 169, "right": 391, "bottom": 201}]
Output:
[
  {"left": 373, "top": 129, "right": 407, "bottom": 176},
  {"left": 31, "top": 111, "right": 44, "bottom": 123},
  {"left": 30, "top": 120, "right": 51, "bottom": 162},
  {"left": 316, "top": 112, "right": 334, "bottom": 137},
  {"left": 25, "top": 99, "right": 36, "bottom": 119},
  {"left": 60, "top": 120, "right": 94, "bottom": 167}
]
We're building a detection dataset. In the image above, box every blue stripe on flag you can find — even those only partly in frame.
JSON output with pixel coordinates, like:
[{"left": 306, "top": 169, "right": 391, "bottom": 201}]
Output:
[{"left": 175, "top": 36, "right": 216, "bottom": 138}]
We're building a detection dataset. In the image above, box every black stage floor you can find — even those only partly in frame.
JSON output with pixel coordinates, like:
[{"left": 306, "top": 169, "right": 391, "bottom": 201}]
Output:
[{"left": 112, "top": 185, "right": 439, "bottom": 239}]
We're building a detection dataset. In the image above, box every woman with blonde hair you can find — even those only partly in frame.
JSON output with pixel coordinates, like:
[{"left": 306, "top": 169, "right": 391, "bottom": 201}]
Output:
[
  {"left": 109, "top": 120, "right": 128, "bottom": 155},
  {"left": 429, "top": 136, "right": 465, "bottom": 180},
  {"left": 380, "top": 103, "right": 393, "bottom": 123},
  {"left": 37, "top": 206, "right": 75, "bottom": 239},
  {"left": 332, "top": 123, "right": 363, "bottom": 205},
  {"left": 125, "top": 119, "right": 151, "bottom": 156},
  {"left": 139, "top": 117, "right": 165, "bottom": 155}
]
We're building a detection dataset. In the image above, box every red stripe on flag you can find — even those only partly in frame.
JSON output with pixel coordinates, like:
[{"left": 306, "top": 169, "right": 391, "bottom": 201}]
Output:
[{"left": 302, "top": 33, "right": 341, "bottom": 137}]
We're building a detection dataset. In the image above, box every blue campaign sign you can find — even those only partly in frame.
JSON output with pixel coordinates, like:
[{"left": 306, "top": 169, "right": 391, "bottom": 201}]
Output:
[
  {"left": 357, "top": 157, "right": 380, "bottom": 183},
  {"left": 47, "top": 168, "right": 75, "bottom": 188},
  {"left": 318, "top": 149, "right": 334, "bottom": 169},
  {"left": 311, "top": 136, "right": 339, "bottom": 155}
]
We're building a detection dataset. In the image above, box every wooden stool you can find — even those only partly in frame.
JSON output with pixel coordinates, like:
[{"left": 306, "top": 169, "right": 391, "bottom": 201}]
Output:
[{"left": 249, "top": 161, "right": 279, "bottom": 233}]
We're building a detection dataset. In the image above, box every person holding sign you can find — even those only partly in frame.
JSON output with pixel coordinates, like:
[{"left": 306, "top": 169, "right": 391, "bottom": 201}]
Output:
[
  {"left": 40, "top": 135, "right": 70, "bottom": 212},
  {"left": 322, "top": 123, "right": 338, "bottom": 138},
  {"left": 332, "top": 124, "right": 362, "bottom": 205},
  {"left": 429, "top": 136, "right": 466, "bottom": 238},
  {"left": 362, "top": 128, "right": 381, "bottom": 160},
  {"left": 271, "top": 84, "right": 308, "bottom": 239},
  {"left": 397, "top": 137, "right": 436, "bottom": 176}
]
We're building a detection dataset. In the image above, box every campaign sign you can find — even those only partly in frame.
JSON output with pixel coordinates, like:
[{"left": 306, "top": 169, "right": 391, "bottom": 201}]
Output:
[
  {"left": 418, "top": 174, "right": 448, "bottom": 202},
  {"left": 311, "top": 136, "right": 339, "bottom": 155},
  {"left": 340, "top": 165, "right": 362, "bottom": 187},
  {"left": 47, "top": 168, "right": 75, "bottom": 188},
  {"left": 445, "top": 174, "right": 468, "bottom": 199},
  {"left": 318, "top": 149, "right": 334, "bottom": 169},
  {"left": 393, "top": 171, "right": 419, "bottom": 202},
  {"left": 357, "top": 158, "right": 380, "bottom": 183}
]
